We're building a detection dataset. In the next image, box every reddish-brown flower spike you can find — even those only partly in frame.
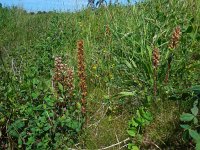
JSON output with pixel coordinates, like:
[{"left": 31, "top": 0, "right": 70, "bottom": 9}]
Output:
[
  {"left": 77, "top": 40, "right": 87, "bottom": 115},
  {"left": 152, "top": 48, "right": 160, "bottom": 68},
  {"left": 53, "top": 56, "right": 63, "bottom": 92},
  {"left": 169, "top": 26, "right": 181, "bottom": 49},
  {"left": 152, "top": 47, "right": 160, "bottom": 97}
]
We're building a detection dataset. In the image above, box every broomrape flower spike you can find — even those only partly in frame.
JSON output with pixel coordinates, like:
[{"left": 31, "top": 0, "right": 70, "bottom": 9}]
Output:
[
  {"left": 53, "top": 56, "right": 75, "bottom": 104},
  {"left": 165, "top": 26, "right": 181, "bottom": 84},
  {"left": 77, "top": 40, "right": 87, "bottom": 116},
  {"left": 153, "top": 47, "right": 160, "bottom": 69},
  {"left": 169, "top": 26, "right": 181, "bottom": 50},
  {"left": 53, "top": 56, "right": 64, "bottom": 94},
  {"left": 152, "top": 47, "right": 160, "bottom": 97}
]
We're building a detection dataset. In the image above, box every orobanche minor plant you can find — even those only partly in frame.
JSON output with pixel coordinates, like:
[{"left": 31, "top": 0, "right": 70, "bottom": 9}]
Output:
[{"left": 180, "top": 100, "right": 200, "bottom": 150}]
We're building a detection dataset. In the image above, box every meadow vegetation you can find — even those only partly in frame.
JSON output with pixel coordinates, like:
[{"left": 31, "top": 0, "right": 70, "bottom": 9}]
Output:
[{"left": 0, "top": 0, "right": 200, "bottom": 149}]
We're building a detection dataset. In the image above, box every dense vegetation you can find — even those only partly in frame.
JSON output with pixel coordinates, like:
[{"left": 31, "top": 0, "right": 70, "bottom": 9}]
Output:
[{"left": 0, "top": 0, "right": 200, "bottom": 149}]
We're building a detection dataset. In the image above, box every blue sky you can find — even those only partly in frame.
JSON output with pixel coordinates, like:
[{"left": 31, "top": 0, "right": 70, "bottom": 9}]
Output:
[{"left": 0, "top": 0, "right": 137, "bottom": 12}]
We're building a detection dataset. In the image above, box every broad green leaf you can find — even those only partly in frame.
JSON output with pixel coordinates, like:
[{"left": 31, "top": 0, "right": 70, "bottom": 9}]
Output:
[
  {"left": 135, "top": 117, "right": 146, "bottom": 126},
  {"left": 27, "top": 136, "right": 35, "bottom": 145},
  {"left": 142, "top": 111, "right": 153, "bottom": 121},
  {"left": 127, "top": 128, "right": 136, "bottom": 137},
  {"left": 196, "top": 142, "right": 200, "bottom": 150},
  {"left": 189, "top": 129, "right": 200, "bottom": 142},
  {"left": 132, "top": 146, "right": 139, "bottom": 150},
  {"left": 194, "top": 117, "right": 198, "bottom": 125},
  {"left": 193, "top": 100, "right": 198, "bottom": 107},
  {"left": 180, "top": 124, "right": 191, "bottom": 130},
  {"left": 8, "top": 129, "right": 18, "bottom": 137},
  {"left": 130, "top": 119, "right": 138, "bottom": 127},
  {"left": 65, "top": 119, "right": 81, "bottom": 131},
  {"left": 191, "top": 106, "right": 199, "bottom": 116},
  {"left": 128, "top": 143, "right": 134, "bottom": 149},
  {"left": 71, "top": 120, "right": 80, "bottom": 129},
  {"left": 180, "top": 113, "right": 194, "bottom": 122}
]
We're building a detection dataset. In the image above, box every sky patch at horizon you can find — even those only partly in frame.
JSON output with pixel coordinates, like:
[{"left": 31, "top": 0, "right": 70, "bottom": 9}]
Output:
[{"left": 0, "top": 0, "right": 138, "bottom": 12}]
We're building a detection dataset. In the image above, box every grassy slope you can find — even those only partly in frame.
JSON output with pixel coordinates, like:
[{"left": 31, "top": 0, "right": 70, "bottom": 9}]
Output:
[{"left": 0, "top": 0, "right": 200, "bottom": 149}]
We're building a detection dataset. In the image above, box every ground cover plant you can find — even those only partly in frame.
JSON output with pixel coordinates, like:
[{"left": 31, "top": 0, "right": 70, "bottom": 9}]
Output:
[{"left": 0, "top": 0, "right": 200, "bottom": 149}]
